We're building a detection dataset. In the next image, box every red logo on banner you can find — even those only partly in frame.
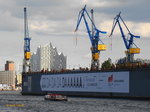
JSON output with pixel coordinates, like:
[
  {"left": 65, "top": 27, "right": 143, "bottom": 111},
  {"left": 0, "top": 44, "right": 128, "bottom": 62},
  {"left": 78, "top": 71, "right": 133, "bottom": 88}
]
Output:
[{"left": 108, "top": 75, "right": 113, "bottom": 82}]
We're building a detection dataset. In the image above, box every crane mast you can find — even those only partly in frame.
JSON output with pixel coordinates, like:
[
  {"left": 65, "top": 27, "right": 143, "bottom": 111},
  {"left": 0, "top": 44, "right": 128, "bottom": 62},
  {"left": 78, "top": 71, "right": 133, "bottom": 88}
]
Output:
[
  {"left": 23, "top": 7, "right": 31, "bottom": 73},
  {"left": 75, "top": 5, "right": 107, "bottom": 70},
  {"left": 109, "top": 12, "right": 140, "bottom": 63}
]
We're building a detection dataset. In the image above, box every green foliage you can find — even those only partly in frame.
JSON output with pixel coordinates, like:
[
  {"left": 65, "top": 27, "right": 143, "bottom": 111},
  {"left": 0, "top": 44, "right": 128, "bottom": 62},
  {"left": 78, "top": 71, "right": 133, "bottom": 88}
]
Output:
[{"left": 101, "top": 58, "right": 112, "bottom": 69}]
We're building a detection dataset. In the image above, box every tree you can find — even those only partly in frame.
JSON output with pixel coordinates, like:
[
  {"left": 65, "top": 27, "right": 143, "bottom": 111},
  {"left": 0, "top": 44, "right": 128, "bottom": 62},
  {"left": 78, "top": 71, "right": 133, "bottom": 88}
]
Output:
[{"left": 101, "top": 58, "right": 112, "bottom": 70}]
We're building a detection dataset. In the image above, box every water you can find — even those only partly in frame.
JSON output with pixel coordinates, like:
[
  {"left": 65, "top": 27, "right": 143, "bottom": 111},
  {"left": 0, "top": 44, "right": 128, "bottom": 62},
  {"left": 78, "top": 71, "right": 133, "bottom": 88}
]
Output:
[{"left": 0, "top": 91, "right": 150, "bottom": 112}]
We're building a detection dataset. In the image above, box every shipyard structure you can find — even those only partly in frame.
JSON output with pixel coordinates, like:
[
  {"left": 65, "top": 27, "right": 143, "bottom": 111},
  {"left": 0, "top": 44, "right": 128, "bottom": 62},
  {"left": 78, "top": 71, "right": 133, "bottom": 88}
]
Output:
[
  {"left": 22, "top": 6, "right": 150, "bottom": 98},
  {"left": 30, "top": 43, "right": 67, "bottom": 72}
]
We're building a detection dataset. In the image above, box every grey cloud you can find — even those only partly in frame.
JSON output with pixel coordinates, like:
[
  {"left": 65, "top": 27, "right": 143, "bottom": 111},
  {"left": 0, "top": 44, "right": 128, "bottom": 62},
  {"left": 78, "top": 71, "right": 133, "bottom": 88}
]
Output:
[
  {"left": 1, "top": 0, "right": 149, "bottom": 32},
  {"left": 94, "top": 0, "right": 150, "bottom": 22},
  {"left": 0, "top": 11, "right": 22, "bottom": 32}
]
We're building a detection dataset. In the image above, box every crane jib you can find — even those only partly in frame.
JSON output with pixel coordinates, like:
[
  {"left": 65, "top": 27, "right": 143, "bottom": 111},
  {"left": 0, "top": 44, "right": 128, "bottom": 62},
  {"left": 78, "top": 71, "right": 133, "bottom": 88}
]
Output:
[
  {"left": 110, "top": 12, "right": 140, "bottom": 49},
  {"left": 75, "top": 5, "right": 107, "bottom": 69}
]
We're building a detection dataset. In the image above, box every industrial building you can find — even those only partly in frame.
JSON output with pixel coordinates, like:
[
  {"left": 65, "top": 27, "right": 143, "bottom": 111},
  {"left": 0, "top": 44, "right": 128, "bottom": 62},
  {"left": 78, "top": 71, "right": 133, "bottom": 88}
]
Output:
[
  {"left": 0, "top": 61, "right": 16, "bottom": 90},
  {"left": 5, "top": 61, "right": 15, "bottom": 71},
  {"left": 30, "top": 43, "right": 67, "bottom": 72},
  {"left": 0, "top": 71, "right": 16, "bottom": 90}
]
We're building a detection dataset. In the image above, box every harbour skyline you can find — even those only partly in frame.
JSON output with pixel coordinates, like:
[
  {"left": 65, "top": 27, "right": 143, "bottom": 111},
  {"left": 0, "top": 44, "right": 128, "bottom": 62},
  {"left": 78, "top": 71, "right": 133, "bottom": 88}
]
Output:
[{"left": 0, "top": 0, "right": 149, "bottom": 71}]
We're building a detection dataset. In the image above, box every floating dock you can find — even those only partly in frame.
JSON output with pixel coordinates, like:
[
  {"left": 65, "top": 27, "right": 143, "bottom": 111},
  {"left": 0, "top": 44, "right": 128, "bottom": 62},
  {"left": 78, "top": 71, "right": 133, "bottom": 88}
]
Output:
[{"left": 22, "top": 68, "right": 150, "bottom": 98}]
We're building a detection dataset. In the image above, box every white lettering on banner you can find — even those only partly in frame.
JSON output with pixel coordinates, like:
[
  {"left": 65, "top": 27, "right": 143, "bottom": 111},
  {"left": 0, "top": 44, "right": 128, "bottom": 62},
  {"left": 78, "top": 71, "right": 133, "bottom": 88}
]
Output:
[{"left": 40, "top": 72, "right": 129, "bottom": 93}]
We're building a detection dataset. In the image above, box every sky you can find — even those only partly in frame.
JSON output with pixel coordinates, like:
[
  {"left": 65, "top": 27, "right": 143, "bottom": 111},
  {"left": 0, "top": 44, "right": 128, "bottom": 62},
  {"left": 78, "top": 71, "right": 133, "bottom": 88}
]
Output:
[{"left": 0, "top": 0, "right": 150, "bottom": 71}]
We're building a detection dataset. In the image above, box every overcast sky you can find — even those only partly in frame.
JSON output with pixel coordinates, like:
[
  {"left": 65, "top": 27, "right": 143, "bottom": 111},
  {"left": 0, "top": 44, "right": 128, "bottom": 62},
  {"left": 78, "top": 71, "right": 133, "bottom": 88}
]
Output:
[{"left": 0, "top": 0, "right": 149, "bottom": 71}]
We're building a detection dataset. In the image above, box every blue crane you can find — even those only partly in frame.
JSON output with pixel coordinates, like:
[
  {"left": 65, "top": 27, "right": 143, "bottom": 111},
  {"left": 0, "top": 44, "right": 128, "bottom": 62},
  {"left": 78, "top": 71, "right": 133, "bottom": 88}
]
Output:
[
  {"left": 109, "top": 12, "right": 140, "bottom": 63},
  {"left": 75, "top": 5, "right": 107, "bottom": 69},
  {"left": 23, "top": 7, "right": 31, "bottom": 72}
]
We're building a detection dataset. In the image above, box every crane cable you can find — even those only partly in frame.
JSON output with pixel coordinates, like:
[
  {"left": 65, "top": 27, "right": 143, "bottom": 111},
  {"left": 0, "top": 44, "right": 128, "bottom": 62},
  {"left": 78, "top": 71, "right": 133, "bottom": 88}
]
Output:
[
  {"left": 74, "top": 31, "right": 78, "bottom": 46},
  {"left": 109, "top": 17, "right": 116, "bottom": 52},
  {"left": 110, "top": 35, "right": 113, "bottom": 51}
]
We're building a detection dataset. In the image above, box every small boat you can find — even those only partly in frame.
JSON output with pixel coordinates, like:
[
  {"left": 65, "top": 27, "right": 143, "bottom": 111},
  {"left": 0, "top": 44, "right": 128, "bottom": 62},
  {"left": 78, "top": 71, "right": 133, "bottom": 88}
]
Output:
[{"left": 44, "top": 94, "right": 68, "bottom": 101}]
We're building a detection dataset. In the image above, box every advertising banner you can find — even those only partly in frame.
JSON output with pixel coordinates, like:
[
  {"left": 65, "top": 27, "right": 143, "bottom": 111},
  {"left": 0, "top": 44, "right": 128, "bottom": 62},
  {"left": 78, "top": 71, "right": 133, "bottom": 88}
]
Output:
[{"left": 40, "top": 71, "right": 129, "bottom": 93}]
